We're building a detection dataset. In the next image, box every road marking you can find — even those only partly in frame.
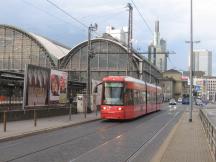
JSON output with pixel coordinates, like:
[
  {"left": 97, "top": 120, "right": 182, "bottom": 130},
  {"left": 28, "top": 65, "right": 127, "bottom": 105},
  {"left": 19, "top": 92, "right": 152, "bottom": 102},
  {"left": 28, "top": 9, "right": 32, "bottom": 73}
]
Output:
[
  {"left": 150, "top": 111, "right": 184, "bottom": 162},
  {"left": 126, "top": 111, "right": 180, "bottom": 162},
  {"left": 69, "top": 111, "right": 169, "bottom": 162}
]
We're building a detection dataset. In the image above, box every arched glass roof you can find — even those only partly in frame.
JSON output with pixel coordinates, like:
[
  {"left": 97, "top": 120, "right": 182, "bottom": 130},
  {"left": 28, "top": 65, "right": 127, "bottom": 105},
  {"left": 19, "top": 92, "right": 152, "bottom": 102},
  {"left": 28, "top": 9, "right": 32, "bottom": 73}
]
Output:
[
  {"left": 0, "top": 24, "right": 70, "bottom": 71},
  {"left": 60, "top": 37, "right": 161, "bottom": 83},
  {"left": 30, "top": 33, "right": 70, "bottom": 61}
]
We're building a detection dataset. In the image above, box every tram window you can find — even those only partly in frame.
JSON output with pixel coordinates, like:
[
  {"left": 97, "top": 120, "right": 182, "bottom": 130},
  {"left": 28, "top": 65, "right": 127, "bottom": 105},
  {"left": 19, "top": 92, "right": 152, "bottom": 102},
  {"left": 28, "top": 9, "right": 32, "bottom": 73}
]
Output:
[
  {"left": 153, "top": 92, "right": 156, "bottom": 103},
  {"left": 137, "top": 90, "right": 141, "bottom": 104},
  {"left": 151, "top": 92, "right": 154, "bottom": 103},
  {"left": 133, "top": 90, "right": 139, "bottom": 105},
  {"left": 144, "top": 92, "right": 147, "bottom": 103},
  {"left": 150, "top": 92, "right": 153, "bottom": 103},
  {"left": 147, "top": 92, "right": 151, "bottom": 103},
  {"left": 149, "top": 92, "right": 152, "bottom": 104},
  {"left": 124, "top": 90, "right": 129, "bottom": 105},
  {"left": 138, "top": 91, "right": 143, "bottom": 104},
  {"left": 141, "top": 91, "right": 146, "bottom": 104},
  {"left": 125, "top": 89, "right": 134, "bottom": 105},
  {"left": 103, "top": 82, "right": 123, "bottom": 105},
  {"left": 138, "top": 91, "right": 142, "bottom": 104},
  {"left": 139, "top": 91, "right": 142, "bottom": 104},
  {"left": 158, "top": 93, "right": 163, "bottom": 103}
]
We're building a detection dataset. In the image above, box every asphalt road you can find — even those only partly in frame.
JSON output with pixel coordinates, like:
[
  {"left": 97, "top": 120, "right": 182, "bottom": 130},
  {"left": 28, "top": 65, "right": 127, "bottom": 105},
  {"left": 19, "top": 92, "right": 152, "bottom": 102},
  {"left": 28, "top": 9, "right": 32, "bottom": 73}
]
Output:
[{"left": 0, "top": 104, "right": 186, "bottom": 162}]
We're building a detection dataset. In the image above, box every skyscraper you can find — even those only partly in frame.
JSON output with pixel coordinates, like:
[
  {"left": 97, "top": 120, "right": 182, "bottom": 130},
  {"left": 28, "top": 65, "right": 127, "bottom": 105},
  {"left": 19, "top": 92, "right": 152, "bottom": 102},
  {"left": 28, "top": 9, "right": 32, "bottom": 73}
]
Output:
[
  {"left": 148, "top": 21, "right": 167, "bottom": 72},
  {"left": 191, "top": 50, "right": 212, "bottom": 76}
]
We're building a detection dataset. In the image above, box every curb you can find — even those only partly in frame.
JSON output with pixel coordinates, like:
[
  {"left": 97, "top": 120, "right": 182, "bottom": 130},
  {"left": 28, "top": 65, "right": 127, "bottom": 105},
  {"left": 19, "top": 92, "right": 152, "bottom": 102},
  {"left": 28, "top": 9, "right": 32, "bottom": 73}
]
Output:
[
  {"left": 150, "top": 111, "right": 184, "bottom": 162},
  {"left": 0, "top": 118, "right": 100, "bottom": 143}
]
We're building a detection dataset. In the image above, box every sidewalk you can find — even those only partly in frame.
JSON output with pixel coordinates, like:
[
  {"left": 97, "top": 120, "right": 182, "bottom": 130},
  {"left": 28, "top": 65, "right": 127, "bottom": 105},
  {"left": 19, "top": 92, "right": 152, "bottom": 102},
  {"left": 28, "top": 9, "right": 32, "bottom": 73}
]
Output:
[
  {"left": 0, "top": 112, "right": 100, "bottom": 142},
  {"left": 151, "top": 110, "right": 214, "bottom": 162}
]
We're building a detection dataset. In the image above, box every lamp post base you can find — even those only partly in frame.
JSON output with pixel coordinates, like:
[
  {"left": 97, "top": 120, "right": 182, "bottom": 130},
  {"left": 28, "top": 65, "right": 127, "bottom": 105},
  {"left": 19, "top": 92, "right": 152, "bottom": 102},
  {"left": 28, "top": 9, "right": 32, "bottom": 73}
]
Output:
[{"left": 189, "top": 118, "right": 192, "bottom": 122}]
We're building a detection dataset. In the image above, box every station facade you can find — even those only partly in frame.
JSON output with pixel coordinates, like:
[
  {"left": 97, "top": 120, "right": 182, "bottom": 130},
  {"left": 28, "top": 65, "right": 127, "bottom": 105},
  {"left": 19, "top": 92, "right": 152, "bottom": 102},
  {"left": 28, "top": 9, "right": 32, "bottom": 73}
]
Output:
[
  {"left": 0, "top": 25, "right": 161, "bottom": 107},
  {"left": 59, "top": 34, "right": 161, "bottom": 84},
  {"left": 0, "top": 24, "right": 70, "bottom": 105}
]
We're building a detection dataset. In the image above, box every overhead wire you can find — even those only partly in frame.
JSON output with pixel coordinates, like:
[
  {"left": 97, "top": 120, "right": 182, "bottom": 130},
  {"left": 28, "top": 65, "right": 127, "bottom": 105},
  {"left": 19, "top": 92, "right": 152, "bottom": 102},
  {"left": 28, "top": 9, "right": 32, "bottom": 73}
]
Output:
[
  {"left": 87, "top": 10, "right": 127, "bottom": 35},
  {"left": 167, "top": 55, "right": 185, "bottom": 71},
  {"left": 46, "top": 0, "right": 88, "bottom": 29},
  {"left": 80, "top": 6, "right": 125, "bottom": 20},
  {"left": 45, "top": 0, "right": 107, "bottom": 37},
  {"left": 21, "top": 0, "right": 163, "bottom": 58},
  {"left": 130, "top": 0, "right": 154, "bottom": 35},
  {"left": 80, "top": 10, "right": 126, "bottom": 24},
  {"left": 130, "top": 1, "right": 181, "bottom": 71},
  {"left": 21, "top": 0, "right": 76, "bottom": 27},
  {"left": 22, "top": 0, "right": 126, "bottom": 38},
  {"left": 21, "top": 0, "right": 81, "bottom": 51}
]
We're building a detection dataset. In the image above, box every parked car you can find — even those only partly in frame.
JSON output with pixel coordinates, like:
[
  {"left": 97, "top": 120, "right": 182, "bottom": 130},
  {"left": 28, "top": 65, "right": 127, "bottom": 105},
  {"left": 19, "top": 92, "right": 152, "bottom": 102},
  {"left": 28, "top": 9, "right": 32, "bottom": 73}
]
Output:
[
  {"left": 197, "top": 101, "right": 204, "bottom": 106},
  {"left": 177, "top": 98, "right": 182, "bottom": 103},
  {"left": 182, "top": 97, "right": 189, "bottom": 105},
  {"left": 169, "top": 98, "right": 177, "bottom": 105}
]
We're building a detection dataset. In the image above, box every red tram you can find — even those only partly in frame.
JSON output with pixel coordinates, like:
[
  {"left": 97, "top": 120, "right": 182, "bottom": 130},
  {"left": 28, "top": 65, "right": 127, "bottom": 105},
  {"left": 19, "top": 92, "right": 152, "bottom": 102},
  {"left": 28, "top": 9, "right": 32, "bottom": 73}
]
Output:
[{"left": 100, "top": 76, "right": 162, "bottom": 120}]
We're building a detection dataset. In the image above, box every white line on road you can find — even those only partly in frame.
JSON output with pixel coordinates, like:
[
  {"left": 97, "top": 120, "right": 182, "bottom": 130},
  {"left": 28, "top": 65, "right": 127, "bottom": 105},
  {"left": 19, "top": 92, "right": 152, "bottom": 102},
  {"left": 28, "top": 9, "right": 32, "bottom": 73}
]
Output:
[
  {"left": 69, "top": 111, "right": 180, "bottom": 162},
  {"left": 126, "top": 111, "right": 180, "bottom": 162}
]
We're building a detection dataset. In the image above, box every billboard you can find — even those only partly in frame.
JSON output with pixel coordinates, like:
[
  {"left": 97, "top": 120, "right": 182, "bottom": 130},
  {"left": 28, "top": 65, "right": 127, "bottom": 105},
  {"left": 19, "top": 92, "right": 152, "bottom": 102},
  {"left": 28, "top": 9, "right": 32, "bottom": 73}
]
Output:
[
  {"left": 50, "top": 70, "right": 68, "bottom": 104},
  {"left": 23, "top": 64, "right": 50, "bottom": 107}
]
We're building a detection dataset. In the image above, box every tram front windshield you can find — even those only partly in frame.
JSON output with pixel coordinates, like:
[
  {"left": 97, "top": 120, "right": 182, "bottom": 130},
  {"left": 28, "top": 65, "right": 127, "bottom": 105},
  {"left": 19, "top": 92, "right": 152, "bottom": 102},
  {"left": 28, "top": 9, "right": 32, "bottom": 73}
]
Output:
[{"left": 103, "top": 82, "right": 124, "bottom": 105}]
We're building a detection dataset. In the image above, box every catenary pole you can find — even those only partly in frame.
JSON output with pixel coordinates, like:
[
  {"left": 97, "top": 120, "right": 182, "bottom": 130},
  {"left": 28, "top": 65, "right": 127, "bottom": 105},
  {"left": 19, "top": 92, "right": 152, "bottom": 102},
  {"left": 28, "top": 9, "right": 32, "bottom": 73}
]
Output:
[
  {"left": 86, "top": 24, "right": 97, "bottom": 118},
  {"left": 189, "top": 0, "right": 193, "bottom": 122}
]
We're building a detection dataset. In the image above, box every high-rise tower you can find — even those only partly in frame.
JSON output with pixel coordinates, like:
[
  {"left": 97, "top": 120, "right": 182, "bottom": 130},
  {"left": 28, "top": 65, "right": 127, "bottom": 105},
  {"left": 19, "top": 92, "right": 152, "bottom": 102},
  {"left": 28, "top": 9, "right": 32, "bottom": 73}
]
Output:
[
  {"left": 148, "top": 21, "right": 167, "bottom": 72},
  {"left": 190, "top": 49, "right": 212, "bottom": 76}
]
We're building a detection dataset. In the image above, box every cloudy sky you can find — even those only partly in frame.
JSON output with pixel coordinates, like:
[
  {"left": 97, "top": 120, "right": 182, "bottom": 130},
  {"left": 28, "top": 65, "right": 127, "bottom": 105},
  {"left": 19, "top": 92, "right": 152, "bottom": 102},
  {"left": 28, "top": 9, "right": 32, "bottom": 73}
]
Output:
[{"left": 1, "top": 0, "right": 216, "bottom": 74}]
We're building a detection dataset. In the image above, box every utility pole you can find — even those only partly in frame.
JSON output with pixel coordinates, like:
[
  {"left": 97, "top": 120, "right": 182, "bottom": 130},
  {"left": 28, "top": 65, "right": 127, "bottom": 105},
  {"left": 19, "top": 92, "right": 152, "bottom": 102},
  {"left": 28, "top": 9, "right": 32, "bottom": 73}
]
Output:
[
  {"left": 187, "top": 0, "right": 200, "bottom": 122},
  {"left": 189, "top": 0, "right": 193, "bottom": 122},
  {"left": 127, "top": 3, "right": 133, "bottom": 76},
  {"left": 86, "top": 23, "right": 97, "bottom": 118}
]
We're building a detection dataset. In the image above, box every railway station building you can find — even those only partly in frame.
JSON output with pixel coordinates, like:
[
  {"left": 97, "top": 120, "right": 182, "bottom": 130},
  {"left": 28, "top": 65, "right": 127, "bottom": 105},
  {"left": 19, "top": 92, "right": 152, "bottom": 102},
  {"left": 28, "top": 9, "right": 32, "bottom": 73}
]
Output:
[
  {"left": 0, "top": 24, "right": 70, "bottom": 106},
  {"left": 0, "top": 24, "right": 162, "bottom": 108},
  {"left": 59, "top": 34, "right": 161, "bottom": 84}
]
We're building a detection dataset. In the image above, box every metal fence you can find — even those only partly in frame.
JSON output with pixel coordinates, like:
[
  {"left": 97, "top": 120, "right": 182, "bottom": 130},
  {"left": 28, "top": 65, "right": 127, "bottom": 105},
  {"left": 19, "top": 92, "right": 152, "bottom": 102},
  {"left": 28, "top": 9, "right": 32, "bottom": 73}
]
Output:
[{"left": 199, "top": 109, "right": 216, "bottom": 161}]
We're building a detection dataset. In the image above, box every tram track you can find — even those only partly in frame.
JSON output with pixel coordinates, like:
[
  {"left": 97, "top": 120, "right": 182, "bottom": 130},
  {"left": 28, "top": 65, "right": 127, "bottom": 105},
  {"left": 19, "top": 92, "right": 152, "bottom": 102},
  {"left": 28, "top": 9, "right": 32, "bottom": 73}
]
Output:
[
  {"left": 3, "top": 110, "right": 165, "bottom": 162},
  {"left": 68, "top": 109, "right": 176, "bottom": 162},
  {"left": 125, "top": 111, "right": 181, "bottom": 162},
  {"left": 4, "top": 122, "right": 121, "bottom": 162},
  {"left": 67, "top": 107, "right": 184, "bottom": 162}
]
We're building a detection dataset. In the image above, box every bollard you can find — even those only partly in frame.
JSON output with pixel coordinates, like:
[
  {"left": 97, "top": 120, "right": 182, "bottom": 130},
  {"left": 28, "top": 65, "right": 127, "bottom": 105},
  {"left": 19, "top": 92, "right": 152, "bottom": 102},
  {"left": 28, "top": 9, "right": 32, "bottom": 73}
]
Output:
[
  {"left": 3, "top": 111, "right": 7, "bottom": 132},
  {"left": 34, "top": 109, "right": 37, "bottom": 127},
  {"left": 96, "top": 105, "right": 98, "bottom": 117},
  {"left": 69, "top": 103, "right": 72, "bottom": 120}
]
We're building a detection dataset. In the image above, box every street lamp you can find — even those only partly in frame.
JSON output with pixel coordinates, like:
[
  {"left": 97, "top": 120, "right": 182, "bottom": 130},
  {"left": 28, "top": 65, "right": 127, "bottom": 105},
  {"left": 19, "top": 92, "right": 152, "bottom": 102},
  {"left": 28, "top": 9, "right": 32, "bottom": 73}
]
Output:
[
  {"left": 186, "top": 0, "right": 202, "bottom": 122},
  {"left": 86, "top": 23, "right": 97, "bottom": 118}
]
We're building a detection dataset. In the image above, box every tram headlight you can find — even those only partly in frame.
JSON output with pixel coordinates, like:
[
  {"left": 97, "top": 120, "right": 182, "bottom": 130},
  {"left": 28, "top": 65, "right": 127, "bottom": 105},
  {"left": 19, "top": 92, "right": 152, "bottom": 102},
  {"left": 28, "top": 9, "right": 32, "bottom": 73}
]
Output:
[
  {"left": 103, "top": 107, "right": 106, "bottom": 110},
  {"left": 118, "top": 107, "right": 122, "bottom": 111}
]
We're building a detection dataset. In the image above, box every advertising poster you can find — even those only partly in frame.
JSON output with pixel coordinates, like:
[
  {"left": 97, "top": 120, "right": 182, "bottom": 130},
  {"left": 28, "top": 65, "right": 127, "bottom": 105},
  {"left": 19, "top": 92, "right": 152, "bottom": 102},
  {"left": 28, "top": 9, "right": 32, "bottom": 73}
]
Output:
[
  {"left": 23, "top": 64, "right": 50, "bottom": 107},
  {"left": 50, "top": 70, "right": 68, "bottom": 104}
]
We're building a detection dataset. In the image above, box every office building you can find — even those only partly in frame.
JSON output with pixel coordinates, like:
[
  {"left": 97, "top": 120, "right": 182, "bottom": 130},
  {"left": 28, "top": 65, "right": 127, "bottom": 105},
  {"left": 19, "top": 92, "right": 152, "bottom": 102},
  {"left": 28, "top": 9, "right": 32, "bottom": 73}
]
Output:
[
  {"left": 194, "top": 76, "right": 216, "bottom": 101},
  {"left": 190, "top": 49, "right": 212, "bottom": 76},
  {"left": 148, "top": 21, "right": 167, "bottom": 72}
]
